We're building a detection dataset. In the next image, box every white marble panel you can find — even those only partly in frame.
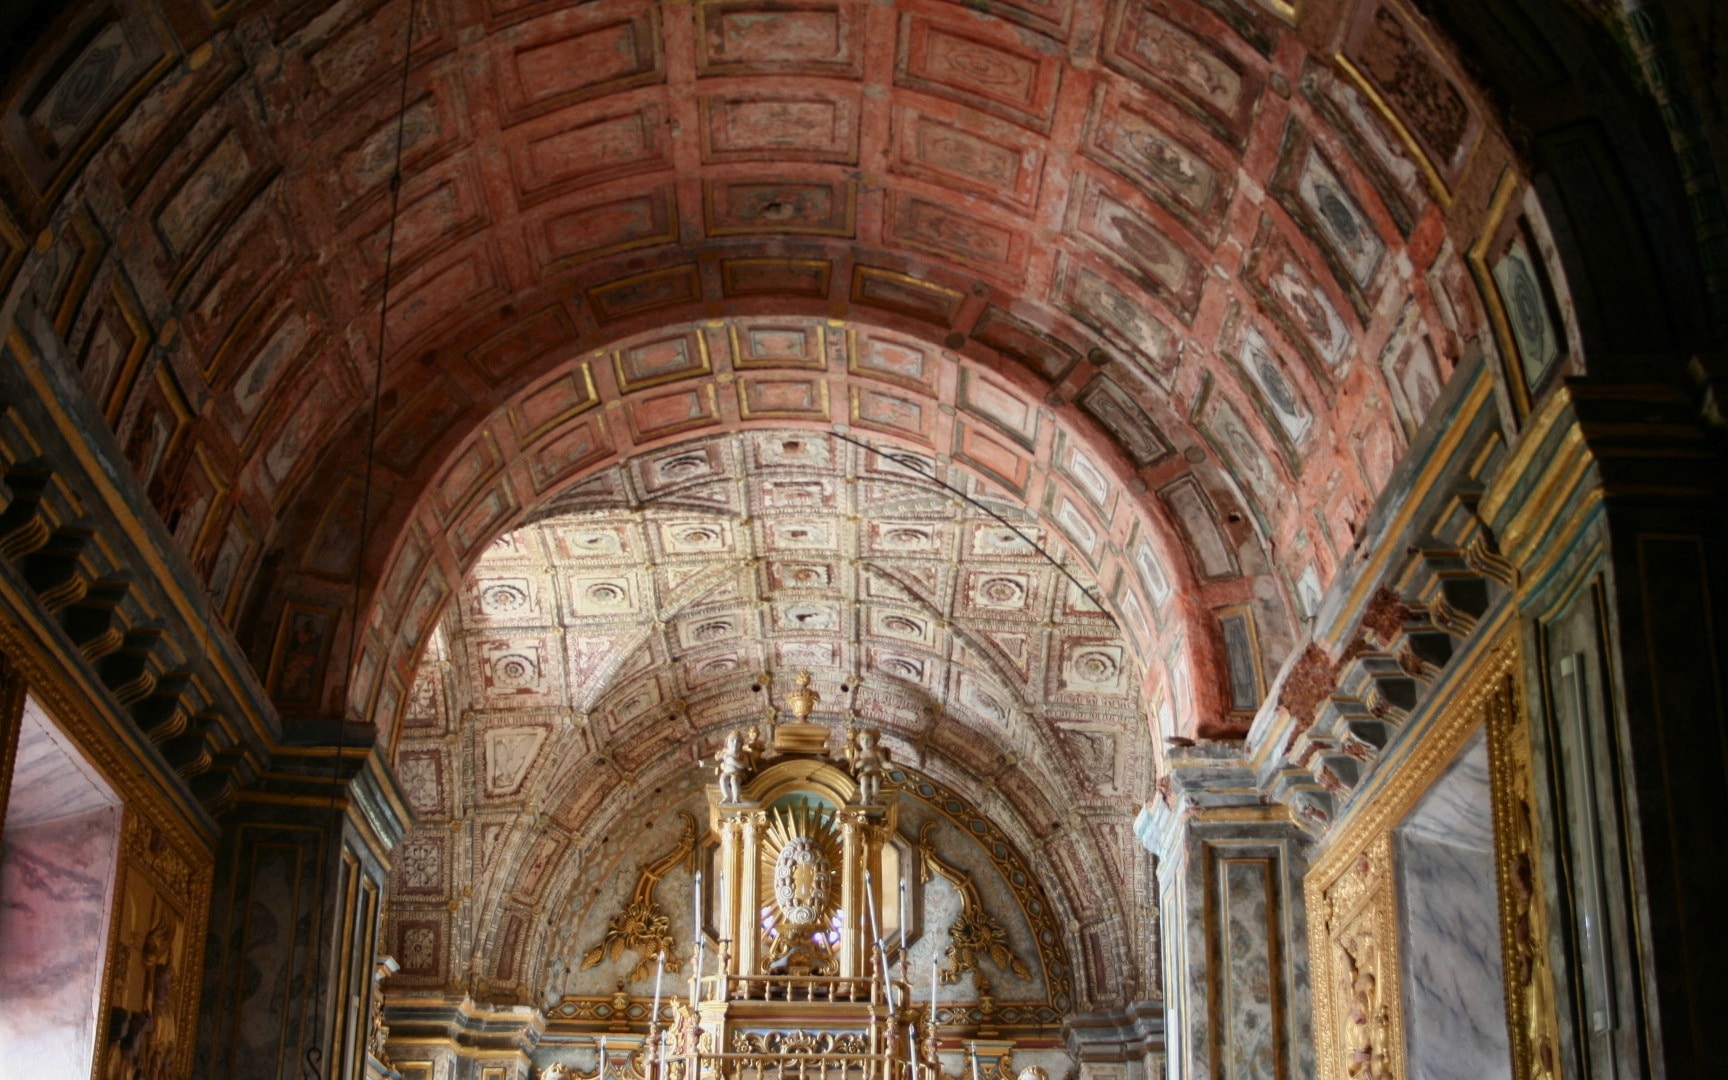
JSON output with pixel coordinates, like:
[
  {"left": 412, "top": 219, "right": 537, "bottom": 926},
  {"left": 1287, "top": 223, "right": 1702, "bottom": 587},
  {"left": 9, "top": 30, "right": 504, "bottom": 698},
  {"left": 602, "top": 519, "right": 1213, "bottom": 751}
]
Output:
[
  {"left": 1397, "top": 734, "right": 1511, "bottom": 1080},
  {"left": 1400, "top": 734, "right": 1495, "bottom": 850},
  {"left": 0, "top": 806, "right": 121, "bottom": 1077},
  {"left": 0, "top": 697, "right": 121, "bottom": 1078}
]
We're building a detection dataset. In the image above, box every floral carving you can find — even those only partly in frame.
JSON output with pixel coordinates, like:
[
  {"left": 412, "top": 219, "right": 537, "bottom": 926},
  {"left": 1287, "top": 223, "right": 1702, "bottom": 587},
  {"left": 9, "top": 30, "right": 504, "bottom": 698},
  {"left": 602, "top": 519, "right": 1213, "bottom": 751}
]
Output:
[
  {"left": 918, "top": 821, "right": 1030, "bottom": 995},
  {"left": 731, "top": 1031, "right": 868, "bottom": 1055},
  {"left": 584, "top": 901, "right": 676, "bottom": 982},
  {"left": 582, "top": 812, "right": 696, "bottom": 982},
  {"left": 1339, "top": 931, "right": 1390, "bottom": 1079}
]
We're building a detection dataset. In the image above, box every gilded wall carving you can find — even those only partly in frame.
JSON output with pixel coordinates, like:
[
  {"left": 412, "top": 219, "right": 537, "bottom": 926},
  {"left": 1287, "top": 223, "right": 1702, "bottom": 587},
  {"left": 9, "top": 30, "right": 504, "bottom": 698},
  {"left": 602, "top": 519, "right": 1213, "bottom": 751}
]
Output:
[
  {"left": 103, "top": 815, "right": 200, "bottom": 1080},
  {"left": 582, "top": 811, "right": 697, "bottom": 982},
  {"left": 918, "top": 820, "right": 1032, "bottom": 996},
  {"left": 1311, "top": 835, "right": 1401, "bottom": 1080},
  {"left": 1484, "top": 671, "right": 1559, "bottom": 1079},
  {"left": 1306, "top": 633, "right": 1558, "bottom": 1080}
]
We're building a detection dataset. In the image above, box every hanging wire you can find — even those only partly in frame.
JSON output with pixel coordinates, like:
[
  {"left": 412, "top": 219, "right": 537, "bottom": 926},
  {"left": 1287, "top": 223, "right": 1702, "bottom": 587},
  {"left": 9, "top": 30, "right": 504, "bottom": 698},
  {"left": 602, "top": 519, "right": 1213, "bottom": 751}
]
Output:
[
  {"left": 304, "top": 0, "right": 417, "bottom": 1075},
  {"left": 824, "top": 429, "right": 1110, "bottom": 615}
]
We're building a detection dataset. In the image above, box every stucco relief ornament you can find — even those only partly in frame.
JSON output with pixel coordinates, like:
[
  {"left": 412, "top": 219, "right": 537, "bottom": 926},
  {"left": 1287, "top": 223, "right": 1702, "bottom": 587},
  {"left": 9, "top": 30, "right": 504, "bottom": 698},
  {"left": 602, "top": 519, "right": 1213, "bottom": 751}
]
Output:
[
  {"left": 582, "top": 813, "right": 697, "bottom": 982},
  {"left": 917, "top": 821, "right": 1031, "bottom": 995}
]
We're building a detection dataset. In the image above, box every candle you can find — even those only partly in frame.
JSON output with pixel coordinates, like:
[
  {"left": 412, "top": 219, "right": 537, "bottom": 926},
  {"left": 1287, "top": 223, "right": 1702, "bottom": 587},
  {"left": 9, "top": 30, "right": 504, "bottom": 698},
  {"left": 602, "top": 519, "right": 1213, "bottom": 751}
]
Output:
[
  {"left": 650, "top": 948, "right": 665, "bottom": 1029},
  {"left": 691, "top": 868, "right": 705, "bottom": 1010},
  {"left": 970, "top": 1043, "right": 980, "bottom": 1080},
  {"left": 600, "top": 1036, "right": 609, "bottom": 1078},
  {"left": 930, "top": 955, "right": 938, "bottom": 1014},
  {"left": 691, "top": 939, "right": 705, "bottom": 1009},
  {"left": 898, "top": 877, "right": 908, "bottom": 942}
]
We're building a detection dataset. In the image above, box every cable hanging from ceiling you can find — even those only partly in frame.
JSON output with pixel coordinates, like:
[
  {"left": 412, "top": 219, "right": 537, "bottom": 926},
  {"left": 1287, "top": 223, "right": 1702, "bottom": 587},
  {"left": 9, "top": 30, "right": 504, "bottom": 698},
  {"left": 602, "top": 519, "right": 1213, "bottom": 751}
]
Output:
[
  {"left": 305, "top": 0, "right": 418, "bottom": 1075},
  {"left": 824, "top": 428, "right": 1110, "bottom": 616}
]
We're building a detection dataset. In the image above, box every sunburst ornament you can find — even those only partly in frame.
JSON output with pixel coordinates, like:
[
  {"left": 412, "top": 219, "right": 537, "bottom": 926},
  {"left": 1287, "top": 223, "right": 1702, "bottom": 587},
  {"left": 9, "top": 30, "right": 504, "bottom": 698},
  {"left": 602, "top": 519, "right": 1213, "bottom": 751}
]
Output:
[{"left": 759, "top": 799, "right": 843, "bottom": 970}]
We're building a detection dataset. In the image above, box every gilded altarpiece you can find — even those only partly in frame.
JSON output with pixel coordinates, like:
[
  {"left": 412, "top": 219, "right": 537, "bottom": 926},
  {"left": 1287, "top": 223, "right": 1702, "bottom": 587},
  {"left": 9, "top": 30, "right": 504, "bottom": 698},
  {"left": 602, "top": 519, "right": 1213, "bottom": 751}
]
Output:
[
  {"left": 0, "top": 622, "right": 216, "bottom": 1079},
  {"left": 1305, "top": 634, "right": 1558, "bottom": 1080},
  {"left": 103, "top": 809, "right": 213, "bottom": 1078}
]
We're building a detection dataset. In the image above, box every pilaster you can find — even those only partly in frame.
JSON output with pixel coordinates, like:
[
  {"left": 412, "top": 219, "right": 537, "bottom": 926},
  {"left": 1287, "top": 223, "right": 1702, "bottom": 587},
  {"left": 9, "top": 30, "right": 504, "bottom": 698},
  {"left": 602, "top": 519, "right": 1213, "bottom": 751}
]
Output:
[
  {"left": 1477, "top": 381, "right": 1728, "bottom": 1078},
  {"left": 1139, "top": 747, "right": 1312, "bottom": 1080},
  {"left": 194, "top": 748, "right": 408, "bottom": 1080}
]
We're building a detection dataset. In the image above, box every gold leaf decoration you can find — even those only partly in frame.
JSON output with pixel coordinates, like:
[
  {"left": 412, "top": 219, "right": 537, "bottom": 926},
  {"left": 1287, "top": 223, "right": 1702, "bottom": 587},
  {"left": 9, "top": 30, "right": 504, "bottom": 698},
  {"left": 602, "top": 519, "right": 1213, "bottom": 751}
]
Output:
[
  {"left": 917, "top": 821, "right": 1031, "bottom": 995},
  {"left": 582, "top": 811, "right": 697, "bottom": 981}
]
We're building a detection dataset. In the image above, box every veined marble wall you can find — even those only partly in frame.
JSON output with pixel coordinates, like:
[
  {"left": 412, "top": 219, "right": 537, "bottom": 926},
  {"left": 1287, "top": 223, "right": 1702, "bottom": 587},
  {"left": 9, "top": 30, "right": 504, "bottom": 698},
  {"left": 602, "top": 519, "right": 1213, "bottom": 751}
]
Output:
[
  {"left": 1395, "top": 734, "right": 1510, "bottom": 1080},
  {"left": 0, "top": 698, "right": 122, "bottom": 1078}
]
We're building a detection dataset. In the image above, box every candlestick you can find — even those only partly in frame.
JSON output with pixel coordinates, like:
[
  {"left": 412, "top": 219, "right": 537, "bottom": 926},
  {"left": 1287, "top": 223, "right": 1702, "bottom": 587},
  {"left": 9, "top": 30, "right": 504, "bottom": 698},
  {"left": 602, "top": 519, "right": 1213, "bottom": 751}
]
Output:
[
  {"left": 691, "top": 868, "right": 705, "bottom": 1010},
  {"left": 650, "top": 949, "right": 665, "bottom": 1080},
  {"left": 691, "top": 940, "right": 705, "bottom": 1010},
  {"left": 864, "top": 870, "right": 894, "bottom": 1011}
]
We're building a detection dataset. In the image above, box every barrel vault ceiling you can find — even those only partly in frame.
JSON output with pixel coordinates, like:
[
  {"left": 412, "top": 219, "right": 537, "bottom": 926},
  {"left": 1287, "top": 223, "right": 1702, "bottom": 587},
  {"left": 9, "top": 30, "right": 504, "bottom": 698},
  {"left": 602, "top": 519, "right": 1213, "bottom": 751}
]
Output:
[
  {"left": 0, "top": 0, "right": 1516, "bottom": 755},
  {"left": 383, "top": 430, "right": 1159, "bottom": 1003}
]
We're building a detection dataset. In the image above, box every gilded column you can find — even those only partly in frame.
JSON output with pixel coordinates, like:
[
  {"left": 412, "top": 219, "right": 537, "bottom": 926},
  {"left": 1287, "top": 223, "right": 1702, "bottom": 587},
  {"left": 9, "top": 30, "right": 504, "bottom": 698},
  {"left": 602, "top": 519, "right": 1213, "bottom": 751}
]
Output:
[
  {"left": 839, "top": 807, "right": 865, "bottom": 978},
  {"left": 736, "top": 810, "right": 766, "bottom": 975},
  {"left": 862, "top": 819, "right": 889, "bottom": 960},
  {"left": 718, "top": 816, "right": 744, "bottom": 975}
]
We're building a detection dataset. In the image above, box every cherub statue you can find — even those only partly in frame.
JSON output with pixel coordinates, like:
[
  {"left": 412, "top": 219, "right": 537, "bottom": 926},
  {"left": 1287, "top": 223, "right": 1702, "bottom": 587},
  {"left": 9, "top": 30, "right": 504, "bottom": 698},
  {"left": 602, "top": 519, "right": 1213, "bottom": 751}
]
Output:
[
  {"left": 845, "top": 727, "right": 890, "bottom": 804},
  {"left": 745, "top": 716, "right": 768, "bottom": 763},
  {"left": 541, "top": 1063, "right": 576, "bottom": 1080},
  {"left": 716, "top": 730, "right": 753, "bottom": 803},
  {"left": 756, "top": 703, "right": 778, "bottom": 752}
]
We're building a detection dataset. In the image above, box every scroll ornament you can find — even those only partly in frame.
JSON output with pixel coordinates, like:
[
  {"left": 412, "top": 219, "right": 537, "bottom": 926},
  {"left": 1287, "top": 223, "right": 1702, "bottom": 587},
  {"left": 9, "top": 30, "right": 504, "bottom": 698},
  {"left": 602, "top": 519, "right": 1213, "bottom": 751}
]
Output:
[
  {"left": 583, "top": 812, "right": 697, "bottom": 982},
  {"left": 933, "top": 1047, "right": 1047, "bottom": 1080},
  {"left": 918, "top": 821, "right": 1031, "bottom": 995},
  {"left": 731, "top": 1031, "right": 869, "bottom": 1054},
  {"left": 1339, "top": 931, "right": 1391, "bottom": 1080},
  {"left": 1486, "top": 675, "right": 1560, "bottom": 1080}
]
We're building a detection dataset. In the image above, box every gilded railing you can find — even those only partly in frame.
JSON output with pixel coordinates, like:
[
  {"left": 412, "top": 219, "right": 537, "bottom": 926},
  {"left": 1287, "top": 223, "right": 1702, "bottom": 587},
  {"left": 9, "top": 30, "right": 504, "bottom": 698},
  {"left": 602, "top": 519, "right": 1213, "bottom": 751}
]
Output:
[
  {"left": 659, "top": 1051, "right": 924, "bottom": 1080},
  {"left": 699, "top": 973, "right": 913, "bottom": 1005}
]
